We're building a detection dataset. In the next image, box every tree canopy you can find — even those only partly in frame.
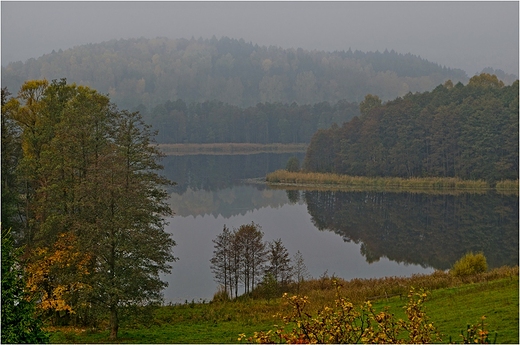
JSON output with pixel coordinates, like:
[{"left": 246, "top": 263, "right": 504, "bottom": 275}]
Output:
[
  {"left": 210, "top": 223, "right": 300, "bottom": 299},
  {"left": 1, "top": 36, "right": 472, "bottom": 110},
  {"left": 2, "top": 79, "right": 176, "bottom": 340},
  {"left": 303, "top": 74, "right": 519, "bottom": 182}
]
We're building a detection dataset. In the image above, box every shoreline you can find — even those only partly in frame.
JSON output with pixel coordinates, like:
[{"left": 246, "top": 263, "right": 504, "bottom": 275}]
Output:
[
  {"left": 265, "top": 170, "right": 519, "bottom": 195},
  {"left": 157, "top": 143, "right": 308, "bottom": 155}
]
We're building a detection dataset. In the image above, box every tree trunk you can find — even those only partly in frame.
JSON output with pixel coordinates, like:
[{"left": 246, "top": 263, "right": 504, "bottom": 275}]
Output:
[{"left": 109, "top": 306, "right": 118, "bottom": 340}]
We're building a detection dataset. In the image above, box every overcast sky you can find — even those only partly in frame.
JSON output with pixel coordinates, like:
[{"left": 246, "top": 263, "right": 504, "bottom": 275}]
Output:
[{"left": 1, "top": 1, "right": 518, "bottom": 76}]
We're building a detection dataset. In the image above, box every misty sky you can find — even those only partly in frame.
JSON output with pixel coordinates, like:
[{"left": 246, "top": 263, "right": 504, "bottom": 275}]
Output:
[{"left": 1, "top": 1, "right": 519, "bottom": 77}]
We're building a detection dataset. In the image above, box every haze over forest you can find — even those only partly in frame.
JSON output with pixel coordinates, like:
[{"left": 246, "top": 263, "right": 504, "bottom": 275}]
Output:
[{"left": 2, "top": 1, "right": 518, "bottom": 77}]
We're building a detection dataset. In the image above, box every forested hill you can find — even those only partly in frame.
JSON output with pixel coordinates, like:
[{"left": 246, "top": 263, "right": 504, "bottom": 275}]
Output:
[
  {"left": 304, "top": 74, "right": 519, "bottom": 182},
  {"left": 2, "top": 36, "right": 471, "bottom": 110}
]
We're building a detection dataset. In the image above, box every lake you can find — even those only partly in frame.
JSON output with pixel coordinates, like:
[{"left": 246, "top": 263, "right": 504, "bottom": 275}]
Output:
[{"left": 160, "top": 153, "right": 519, "bottom": 304}]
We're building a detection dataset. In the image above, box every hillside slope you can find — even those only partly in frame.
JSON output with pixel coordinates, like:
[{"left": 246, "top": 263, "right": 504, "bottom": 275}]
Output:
[{"left": 2, "top": 36, "right": 469, "bottom": 109}]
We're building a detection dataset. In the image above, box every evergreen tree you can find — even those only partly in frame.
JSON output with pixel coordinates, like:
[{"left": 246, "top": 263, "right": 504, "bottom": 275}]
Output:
[
  {"left": 265, "top": 239, "right": 293, "bottom": 285},
  {"left": 1, "top": 228, "right": 49, "bottom": 344}
]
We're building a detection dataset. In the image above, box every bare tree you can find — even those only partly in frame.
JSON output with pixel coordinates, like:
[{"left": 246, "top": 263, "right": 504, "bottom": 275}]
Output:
[
  {"left": 235, "top": 222, "right": 267, "bottom": 294},
  {"left": 230, "top": 232, "right": 242, "bottom": 298},
  {"left": 293, "top": 250, "right": 310, "bottom": 294},
  {"left": 210, "top": 225, "right": 233, "bottom": 298},
  {"left": 210, "top": 222, "right": 268, "bottom": 298}
]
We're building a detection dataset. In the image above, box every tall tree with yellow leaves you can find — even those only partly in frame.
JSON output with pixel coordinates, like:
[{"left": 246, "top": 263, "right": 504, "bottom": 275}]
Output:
[{"left": 10, "top": 79, "right": 176, "bottom": 340}]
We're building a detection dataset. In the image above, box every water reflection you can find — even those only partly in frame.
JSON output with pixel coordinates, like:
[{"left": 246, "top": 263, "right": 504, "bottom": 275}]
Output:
[
  {"left": 304, "top": 190, "right": 519, "bottom": 270},
  {"left": 162, "top": 152, "right": 306, "bottom": 194},
  {"left": 163, "top": 199, "right": 433, "bottom": 303},
  {"left": 162, "top": 154, "right": 519, "bottom": 302},
  {"left": 169, "top": 185, "right": 292, "bottom": 218}
]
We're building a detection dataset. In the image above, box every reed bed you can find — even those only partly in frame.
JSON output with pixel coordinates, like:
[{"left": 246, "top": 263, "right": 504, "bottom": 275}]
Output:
[
  {"left": 495, "top": 179, "right": 519, "bottom": 195},
  {"left": 158, "top": 143, "right": 307, "bottom": 155},
  {"left": 266, "top": 170, "right": 494, "bottom": 192}
]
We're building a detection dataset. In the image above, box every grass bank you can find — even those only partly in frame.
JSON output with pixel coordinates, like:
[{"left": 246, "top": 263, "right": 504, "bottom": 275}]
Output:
[
  {"left": 266, "top": 170, "right": 518, "bottom": 194},
  {"left": 49, "top": 266, "right": 518, "bottom": 343},
  {"left": 158, "top": 143, "right": 307, "bottom": 156}
]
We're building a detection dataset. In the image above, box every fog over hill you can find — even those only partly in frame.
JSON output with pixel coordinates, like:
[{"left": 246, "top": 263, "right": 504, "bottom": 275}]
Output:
[
  {"left": 2, "top": 1, "right": 518, "bottom": 77},
  {"left": 2, "top": 36, "right": 478, "bottom": 110}
]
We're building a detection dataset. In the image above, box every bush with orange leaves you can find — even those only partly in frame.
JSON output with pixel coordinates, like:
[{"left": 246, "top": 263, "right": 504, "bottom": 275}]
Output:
[{"left": 239, "top": 282, "right": 443, "bottom": 344}]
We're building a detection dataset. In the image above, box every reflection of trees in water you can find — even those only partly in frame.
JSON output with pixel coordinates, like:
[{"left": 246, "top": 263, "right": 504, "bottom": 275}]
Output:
[
  {"left": 162, "top": 152, "right": 306, "bottom": 194},
  {"left": 286, "top": 190, "right": 301, "bottom": 204},
  {"left": 169, "top": 186, "right": 297, "bottom": 218},
  {"left": 304, "top": 191, "right": 518, "bottom": 270},
  {"left": 163, "top": 153, "right": 306, "bottom": 218}
]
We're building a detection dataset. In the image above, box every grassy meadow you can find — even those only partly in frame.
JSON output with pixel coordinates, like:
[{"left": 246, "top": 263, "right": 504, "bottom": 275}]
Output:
[
  {"left": 48, "top": 266, "right": 518, "bottom": 343},
  {"left": 266, "top": 170, "right": 519, "bottom": 194}
]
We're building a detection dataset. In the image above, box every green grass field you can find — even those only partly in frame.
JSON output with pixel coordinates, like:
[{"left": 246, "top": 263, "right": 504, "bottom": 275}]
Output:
[
  {"left": 48, "top": 268, "right": 518, "bottom": 344},
  {"left": 370, "top": 278, "right": 519, "bottom": 343}
]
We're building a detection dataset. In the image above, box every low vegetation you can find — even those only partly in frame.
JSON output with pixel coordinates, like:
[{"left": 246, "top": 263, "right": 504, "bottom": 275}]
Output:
[
  {"left": 240, "top": 252, "right": 517, "bottom": 344},
  {"left": 48, "top": 265, "right": 518, "bottom": 343},
  {"left": 240, "top": 287, "right": 443, "bottom": 344},
  {"left": 496, "top": 179, "right": 520, "bottom": 195},
  {"left": 451, "top": 252, "right": 488, "bottom": 278},
  {"left": 265, "top": 170, "right": 509, "bottom": 193}
]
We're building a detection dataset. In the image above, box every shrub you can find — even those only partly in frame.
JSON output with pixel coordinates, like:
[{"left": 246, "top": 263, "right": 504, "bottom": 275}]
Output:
[
  {"left": 2, "top": 228, "right": 49, "bottom": 343},
  {"left": 285, "top": 157, "right": 300, "bottom": 172},
  {"left": 212, "top": 285, "right": 231, "bottom": 303},
  {"left": 457, "top": 316, "right": 497, "bottom": 344},
  {"left": 451, "top": 252, "right": 488, "bottom": 277},
  {"left": 239, "top": 283, "right": 501, "bottom": 344},
  {"left": 239, "top": 284, "right": 441, "bottom": 344},
  {"left": 252, "top": 273, "right": 280, "bottom": 301}
]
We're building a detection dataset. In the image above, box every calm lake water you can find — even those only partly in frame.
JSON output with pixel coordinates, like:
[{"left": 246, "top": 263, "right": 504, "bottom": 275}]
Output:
[{"left": 160, "top": 153, "right": 519, "bottom": 304}]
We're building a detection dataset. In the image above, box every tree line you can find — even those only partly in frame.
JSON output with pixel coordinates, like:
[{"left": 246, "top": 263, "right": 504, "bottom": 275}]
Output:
[
  {"left": 1, "top": 36, "right": 473, "bottom": 111},
  {"left": 144, "top": 99, "right": 359, "bottom": 143},
  {"left": 304, "top": 74, "right": 519, "bottom": 182},
  {"left": 1, "top": 79, "right": 175, "bottom": 340},
  {"left": 210, "top": 223, "right": 309, "bottom": 299}
]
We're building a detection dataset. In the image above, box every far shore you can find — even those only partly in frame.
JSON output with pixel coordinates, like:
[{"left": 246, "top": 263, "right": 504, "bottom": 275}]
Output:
[{"left": 157, "top": 143, "right": 308, "bottom": 155}]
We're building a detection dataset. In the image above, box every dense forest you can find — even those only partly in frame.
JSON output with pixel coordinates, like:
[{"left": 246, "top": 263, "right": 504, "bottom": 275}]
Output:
[
  {"left": 304, "top": 74, "right": 519, "bottom": 182},
  {"left": 1, "top": 36, "right": 475, "bottom": 110},
  {"left": 145, "top": 99, "right": 359, "bottom": 143}
]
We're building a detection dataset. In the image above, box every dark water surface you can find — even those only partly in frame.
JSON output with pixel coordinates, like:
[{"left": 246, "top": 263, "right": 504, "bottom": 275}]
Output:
[{"left": 161, "top": 153, "right": 519, "bottom": 303}]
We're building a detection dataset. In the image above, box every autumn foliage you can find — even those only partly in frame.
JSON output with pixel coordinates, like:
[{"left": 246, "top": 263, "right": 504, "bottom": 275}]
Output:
[
  {"left": 25, "top": 232, "right": 91, "bottom": 316},
  {"left": 239, "top": 282, "right": 499, "bottom": 344}
]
